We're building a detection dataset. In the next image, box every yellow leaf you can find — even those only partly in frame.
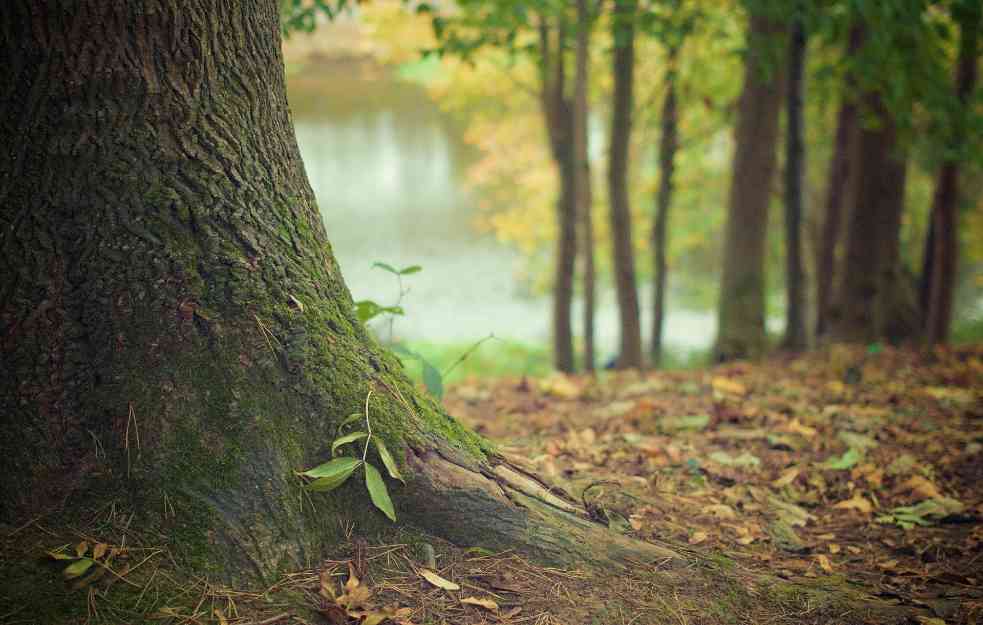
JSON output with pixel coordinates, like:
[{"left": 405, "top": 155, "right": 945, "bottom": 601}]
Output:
[
  {"left": 711, "top": 377, "right": 747, "bottom": 396},
  {"left": 785, "top": 418, "right": 817, "bottom": 438},
  {"left": 816, "top": 554, "right": 833, "bottom": 573},
  {"left": 828, "top": 543, "right": 841, "bottom": 554},
  {"left": 702, "top": 504, "right": 737, "bottom": 519},
  {"left": 92, "top": 543, "right": 108, "bottom": 560},
  {"left": 419, "top": 568, "right": 460, "bottom": 591},
  {"left": 461, "top": 596, "right": 499, "bottom": 611},
  {"left": 772, "top": 468, "right": 800, "bottom": 488},
  {"left": 213, "top": 609, "right": 229, "bottom": 625},
  {"left": 833, "top": 493, "right": 872, "bottom": 514},
  {"left": 902, "top": 475, "right": 944, "bottom": 500},
  {"left": 688, "top": 531, "right": 709, "bottom": 545}
]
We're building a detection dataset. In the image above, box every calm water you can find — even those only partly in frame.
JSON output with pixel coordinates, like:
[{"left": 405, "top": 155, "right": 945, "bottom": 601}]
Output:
[{"left": 287, "top": 62, "right": 716, "bottom": 356}]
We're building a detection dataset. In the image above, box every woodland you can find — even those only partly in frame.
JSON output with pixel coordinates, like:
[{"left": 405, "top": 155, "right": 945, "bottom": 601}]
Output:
[{"left": 0, "top": 0, "right": 981, "bottom": 624}]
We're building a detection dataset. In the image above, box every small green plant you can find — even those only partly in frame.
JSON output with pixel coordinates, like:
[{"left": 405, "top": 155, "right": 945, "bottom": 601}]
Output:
[
  {"left": 353, "top": 262, "right": 421, "bottom": 341},
  {"left": 297, "top": 391, "right": 404, "bottom": 521}
]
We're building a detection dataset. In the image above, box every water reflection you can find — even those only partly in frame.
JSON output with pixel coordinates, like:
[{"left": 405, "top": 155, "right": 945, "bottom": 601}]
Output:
[{"left": 288, "top": 63, "right": 715, "bottom": 354}]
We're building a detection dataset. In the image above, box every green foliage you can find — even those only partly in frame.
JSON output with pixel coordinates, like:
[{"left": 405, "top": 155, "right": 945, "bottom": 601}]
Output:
[
  {"left": 280, "top": 0, "right": 350, "bottom": 35},
  {"left": 298, "top": 399, "right": 403, "bottom": 521}
]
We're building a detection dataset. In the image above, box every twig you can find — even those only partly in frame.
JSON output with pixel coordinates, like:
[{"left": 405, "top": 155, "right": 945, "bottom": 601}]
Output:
[{"left": 441, "top": 333, "right": 497, "bottom": 378}]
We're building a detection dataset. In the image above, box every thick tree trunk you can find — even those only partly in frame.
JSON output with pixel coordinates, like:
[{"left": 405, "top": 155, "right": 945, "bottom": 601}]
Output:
[
  {"left": 782, "top": 10, "right": 807, "bottom": 351},
  {"left": 0, "top": 0, "right": 677, "bottom": 583},
  {"left": 608, "top": 0, "right": 644, "bottom": 369},
  {"left": 922, "top": 1, "right": 980, "bottom": 345},
  {"left": 713, "top": 13, "right": 785, "bottom": 362},
  {"left": 574, "top": 0, "right": 596, "bottom": 372},
  {"left": 651, "top": 45, "right": 680, "bottom": 367},
  {"left": 830, "top": 94, "right": 917, "bottom": 343},
  {"left": 815, "top": 25, "right": 863, "bottom": 338},
  {"left": 539, "top": 18, "right": 578, "bottom": 373}
]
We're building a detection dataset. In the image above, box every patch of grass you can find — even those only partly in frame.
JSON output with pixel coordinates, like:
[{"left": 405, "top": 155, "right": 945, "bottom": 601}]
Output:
[
  {"left": 395, "top": 339, "right": 553, "bottom": 384},
  {"left": 952, "top": 314, "right": 983, "bottom": 344}
]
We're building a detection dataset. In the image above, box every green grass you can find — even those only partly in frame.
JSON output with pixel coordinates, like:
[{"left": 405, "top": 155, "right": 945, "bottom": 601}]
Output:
[{"left": 952, "top": 314, "right": 983, "bottom": 344}]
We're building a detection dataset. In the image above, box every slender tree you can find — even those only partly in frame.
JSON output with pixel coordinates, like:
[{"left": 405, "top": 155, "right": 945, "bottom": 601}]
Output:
[
  {"left": 651, "top": 43, "right": 680, "bottom": 366},
  {"left": 713, "top": 10, "right": 786, "bottom": 361},
  {"left": 608, "top": 0, "right": 644, "bottom": 369},
  {"left": 782, "top": 4, "right": 807, "bottom": 350},
  {"left": 815, "top": 25, "right": 863, "bottom": 338},
  {"left": 1, "top": 0, "right": 678, "bottom": 584},
  {"left": 921, "top": 0, "right": 980, "bottom": 345},
  {"left": 574, "top": 0, "right": 596, "bottom": 371}
]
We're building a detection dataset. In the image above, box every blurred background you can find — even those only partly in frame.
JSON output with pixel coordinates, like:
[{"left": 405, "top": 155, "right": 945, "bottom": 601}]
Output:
[{"left": 279, "top": 0, "right": 983, "bottom": 381}]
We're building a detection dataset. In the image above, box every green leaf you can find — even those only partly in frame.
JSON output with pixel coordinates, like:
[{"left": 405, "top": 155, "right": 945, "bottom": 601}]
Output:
[
  {"left": 421, "top": 359, "right": 444, "bottom": 400},
  {"left": 300, "top": 456, "right": 361, "bottom": 479},
  {"left": 331, "top": 431, "right": 368, "bottom": 456},
  {"left": 389, "top": 343, "right": 419, "bottom": 359},
  {"left": 337, "top": 412, "right": 364, "bottom": 433},
  {"left": 305, "top": 458, "right": 361, "bottom": 493},
  {"left": 354, "top": 300, "right": 404, "bottom": 323},
  {"left": 399, "top": 265, "right": 422, "bottom": 275},
  {"left": 371, "top": 261, "right": 400, "bottom": 275},
  {"left": 373, "top": 438, "right": 405, "bottom": 484},
  {"left": 364, "top": 463, "right": 396, "bottom": 521},
  {"left": 63, "top": 558, "right": 96, "bottom": 579},
  {"left": 822, "top": 448, "right": 861, "bottom": 470}
]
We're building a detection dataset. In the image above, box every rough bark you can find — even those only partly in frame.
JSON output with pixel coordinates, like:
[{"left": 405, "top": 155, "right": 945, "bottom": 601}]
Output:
[
  {"left": 651, "top": 45, "right": 680, "bottom": 367},
  {"left": 922, "top": 1, "right": 980, "bottom": 345},
  {"left": 782, "top": 10, "right": 807, "bottom": 351},
  {"left": 539, "top": 17, "right": 578, "bottom": 373},
  {"left": 574, "top": 0, "right": 596, "bottom": 371},
  {"left": 607, "top": 0, "right": 644, "bottom": 369},
  {"left": 713, "top": 13, "right": 785, "bottom": 362},
  {"left": 815, "top": 25, "right": 863, "bottom": 338},
  {"left": 830, "top": 94, "right": 917, "bottom": 343},
  {"left": 0, "top": 0, "right": 678, "bottom": 584}
]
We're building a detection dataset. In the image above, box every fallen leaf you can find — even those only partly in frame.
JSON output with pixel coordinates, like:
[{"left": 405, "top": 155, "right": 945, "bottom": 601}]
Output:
[
  {"left": 828, "top": 543, "right": 841, "bottom": 554},
  {"left": 702, "top": 504, "right": 737, "bottom": 519},
  {"left": 772, "top": 467, "right": 800, "bottom": 488},
  {"left": 75, "top": 541, "right": 89, "bottom": 557},
  {"left": 901, "top": 475, "right": 944, "bottom": 500},
  {"left": 689, "top": 530, "right": 709, "bottom": 545},
  {"left": 419, "top": 568, "right": 460, "bottom": 591},
  {"left": 711, "top": 377, "right": 747, "bottom": 395},
  {"left": 785, "top": 418, "right": 817, "bottom": 437},
  {"left": 461, "top": 596, "right": 498, "bottom": 611},
  {"left": 92, "top": 542, "right": 108, "bottom": 560},
  {"left": 833, "top": 493, "right": 873, "bottom": 514},
  {"left": 816, "top": 554, "right": 834, "bottom": 573}
]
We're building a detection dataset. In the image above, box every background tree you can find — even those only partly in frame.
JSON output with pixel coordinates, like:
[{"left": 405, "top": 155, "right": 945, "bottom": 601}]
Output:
[
  {"left": 0, "top": 0, "right": 675, "bottom": 582},
  {"left": 782, "top": 1, "right": 807, "bottom": 351},
  {"left": 921, "top": 0, "right": 981, "bottom": 345},
  {"left": 608, "top": 0, "right": 644, "bottom": 369},
  {"left": 713, "top": 6, "right": 785, "bottom": 362},
  {"left": 574, "top": 0, "right": 597, "bottom": 371}
]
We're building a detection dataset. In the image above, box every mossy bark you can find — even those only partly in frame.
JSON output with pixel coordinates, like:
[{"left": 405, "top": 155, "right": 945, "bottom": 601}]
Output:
[{"left": 0, "top": 0, "right": 678, "bottom": 584}]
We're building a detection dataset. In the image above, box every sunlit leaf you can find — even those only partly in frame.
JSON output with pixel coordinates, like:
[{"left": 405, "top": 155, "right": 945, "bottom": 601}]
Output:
[
  {"left": 332, "top": 431, "right": 368, "bottom": 456},
  {"left": 822, "top": 448, "right": 861, "bottom": 470},
  {"left": 63, "top": 558, "right": 96, "bottom": 579},
  {"left": 373, "top": 438, "right": 405, "bottom": 483},
  {"left": 419, "top": 568, "right": 459, "bottom": 590},
  {"left": 364, "top": 462, "right": 396, "bottom": 522},
  {"left": 461, "top": 596, "right": 498, "bottom": 610}
]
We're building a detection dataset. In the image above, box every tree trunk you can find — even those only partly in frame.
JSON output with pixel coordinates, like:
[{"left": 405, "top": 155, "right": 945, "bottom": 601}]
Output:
[
  {"left": 815, "top": 25, "right": 863, "bottom": 338},
  {"left": 922, "top": 1, "right": 980, "bottom": 345},
  {"left": 713, "top": 13, "right": 785, "bottom": 362},
  {"left": 830, "top": 93, "right": 917, "bottom": 343},
  {"left": 539, "top": 17, "right": 578, "bottom": 373},
  {"left": 0, "top": 0, "right": 678, "bottom": 583},
  {"left": 782, "top": 10, "right": 807, "bottom": 351},
  {"left": 574, "top": 0, "right": 596, "bottom": 372},
  {"left": 651, "top": 45, "right": 680, "bottom": 367},
  {"left": 608, "top": 0, "right": 644, "bottom": 369}
]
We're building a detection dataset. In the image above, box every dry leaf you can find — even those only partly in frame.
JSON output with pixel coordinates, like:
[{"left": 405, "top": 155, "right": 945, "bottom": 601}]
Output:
[
  {"left": 461, "top": 596, "right": 499, "bottom": 611},
  {"left": 785, "top": 418, "right": 817, "bottom": 438},
  {"left": 828, "top": 543, "right": 841, "bottom": 554},
  {"left": 833, "top": 493, "right": 872, "bottom": 514},
  {"left": 213, "top": 609, "right": 229, "bottom": 625},
  {"left": 320, "top": 568, "right": 337, "bottom": 600},
  {"left": 75, "top": 541, "right": 88, "bottom": 557},
  {"left": 419, "top": 568, "right": 460, "bottom": 591},
  {"left": 772, "top": 467, "right": 800, "bottom": 488},
  {"left": 902, "top": 475, "right": 944, "bottom": 500},
  {"left": 702, "top": 504, "right": 737, "bottom": 519},
  {"left": 92, "top": 542, "right": 108, "bottom": 560},
  {"left": 816, "top": 554, "right": 834, "bottom": 573},
  {"left": 689, "top": 530, "right": 709, "bottom": 545},
  {"left": 711, "top": 377, "right": 747, "bottom": 396}
]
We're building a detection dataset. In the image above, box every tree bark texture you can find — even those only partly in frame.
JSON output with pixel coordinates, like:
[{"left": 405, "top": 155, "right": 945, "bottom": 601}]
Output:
[
  {"left": 713, "top": 13, "right": 785, "bottom": 362},
  {"left": 574, "top": 0, "right": 595, "bottom": 372},
  {"left": 922, "top": 1, "right": 980, "bottom": 345},
  {"left": 607, "top": 0, "right": 644, "bottom": 369},
  {"left": 815, "top": 25, "right": 863, "bottom": 338},
  {"left": 830, "top": 94, "right": 917, "bottom": 343},
  {"left": 539, "top": 17, "right": 578, "bottom": 373},
  {"left": 651, "top": 45, "right": 679, "bottom": 367},
  {"left": 782, "top": 11, "right": 807, "bottom": 351},
  {"left": 0, "top": 0, "right": 678, "bottom": 583}
]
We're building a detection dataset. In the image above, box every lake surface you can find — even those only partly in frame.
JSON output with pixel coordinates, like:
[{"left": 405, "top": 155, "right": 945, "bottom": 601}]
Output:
[{"left": 287, "top": 62, "right": 717, "bottom": 358}]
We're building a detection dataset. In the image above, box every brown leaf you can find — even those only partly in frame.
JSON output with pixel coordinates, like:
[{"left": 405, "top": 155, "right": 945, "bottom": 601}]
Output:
[
  {"left": 75, "top": 541, "right": 89, "bottom": 557},
  {"left": 772, "top": 467, "right": 800, "bottom": 488},
  {"left": 816, "top": 554, "right": 833, "bottom": 573},
  {"left": 92, "top": 542, "right": 108, "bottom": 560},
  {"left": 901, "top": 475, "right": 944, "bottom": 500},
  {"left": 702, "top": 504, "right": 737, "bottom": 519},
  {"left": 319, "top": 568, "right": 337, "bottom": 601},
  {"left": 688, "top": 531, "right": 709, "bottom": 545},
  {"left": 419, "top": 568, "right": 460, "bottom": 591},
  {"left": 461, "top": 596, "right": 499, "bottom": 611},
  {"left": 833, "top": 493, "right": 872, "bottom": 514}
]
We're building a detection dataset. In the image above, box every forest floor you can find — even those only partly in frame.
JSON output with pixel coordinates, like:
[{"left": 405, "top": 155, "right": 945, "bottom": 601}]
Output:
[{"left": 4, "top": 344, "right": 981, "bottom": 625}]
